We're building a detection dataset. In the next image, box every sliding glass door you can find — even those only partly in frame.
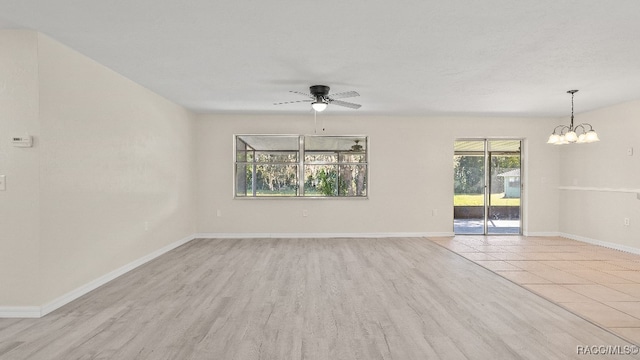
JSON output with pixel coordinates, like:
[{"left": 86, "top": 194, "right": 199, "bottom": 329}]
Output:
[
  {"left": 453, "top": 140, "right": 486, "bottom": 234},
  {"left": 454, "top": 139, "right": 522, "bottom": 235}
]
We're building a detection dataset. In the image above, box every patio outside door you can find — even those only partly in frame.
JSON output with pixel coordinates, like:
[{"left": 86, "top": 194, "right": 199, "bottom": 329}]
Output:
[{"left": 454, "top": 139, "right": 522, "bottom": 235}]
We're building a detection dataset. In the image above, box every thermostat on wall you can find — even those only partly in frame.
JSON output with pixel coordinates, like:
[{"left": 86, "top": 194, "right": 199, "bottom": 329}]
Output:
[{"left": 11, "top": 135, "right": 33, "bottom": 147}]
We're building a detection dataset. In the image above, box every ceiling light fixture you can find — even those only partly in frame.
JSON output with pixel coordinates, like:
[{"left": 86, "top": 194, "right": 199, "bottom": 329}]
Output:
[
  {"left": 311, "top": 98, "right": 328, "bottom": 112},
  {"left": 547, "top": 90, "right": 600, "bottom": 145}
]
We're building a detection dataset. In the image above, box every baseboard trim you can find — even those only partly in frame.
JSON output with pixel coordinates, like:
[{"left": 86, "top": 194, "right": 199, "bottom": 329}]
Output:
[
  {"left": 524, "top": 231, "right": 561, "bottom": 237},
  {"left": 0, "top": 306, "right": 41, "bottom": 318},
  {"left": 194, "top": 232, "right": 455, "bottom": 239},
  {"left": 558, "top": 232, "right": 640, "bottom": 255},
  {"left": 37, "top": 234, "right": 196, "bottom": 318}
]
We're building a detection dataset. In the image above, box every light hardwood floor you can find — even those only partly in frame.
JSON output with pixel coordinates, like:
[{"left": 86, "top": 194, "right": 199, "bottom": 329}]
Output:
[{"left": 0, "top": 237, "right": 635, "bottom": 359}]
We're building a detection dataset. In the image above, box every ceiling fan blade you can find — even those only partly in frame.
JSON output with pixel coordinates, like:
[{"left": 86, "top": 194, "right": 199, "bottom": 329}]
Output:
[
  {"left": 330, "top": 100, "right": 361, "bottom": 109},
  {"left": 328, "top": 91, "right": 359, "bottom": 100},
  {"left": 273, "top": 99, "right": 313, "bottom": 105},
  {"left": 289, "top": 90, "right": 313, "bottom": 98}
]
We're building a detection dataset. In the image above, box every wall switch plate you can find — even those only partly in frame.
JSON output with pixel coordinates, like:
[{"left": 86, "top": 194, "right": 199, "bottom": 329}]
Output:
[
  {"left": 216, "top": 209, "right": 222, "bottom": 217},
  {"left": 302, "top": 210, "right": 308, "bottom": 217},
  {"left": 0, "top": 175, "right": 5, "bottom": 191},
  {"left": 627, "top": 147, "right": 634, "bottom": 156}
]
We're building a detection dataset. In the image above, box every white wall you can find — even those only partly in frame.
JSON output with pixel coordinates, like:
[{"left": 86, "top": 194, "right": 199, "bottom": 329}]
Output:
[
  {"left": 0, "top": 30, "right": 197, "bottom": 309},
  {"left": 36, "top": 33, "right": 197, "bottom": 304},
  {"left": 0, "top": 31, "right": 41, "bottom": 306},
  {"left": 559, "top": 99, "right": 640, "bottom": 250},
  {"left": 196, "top": 114, "right": 560, "bottom": 236}
]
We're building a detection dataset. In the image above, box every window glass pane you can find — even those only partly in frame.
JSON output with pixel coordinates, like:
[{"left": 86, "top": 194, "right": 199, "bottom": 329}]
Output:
[
  {"left": 236, "top": 150, "right": 248, "bottom": 162},
  {"left": 454, "top": 140, "right": 484, "bottom": 152},
  {"left": 488, "top": 140, "right": 521, "bottom": 152},
  {"left": 254, "top": 164, "right": 299, "bottom": 196},
  {"left": 339, "top": 164, "right": 367, "bottom": 196},
  {"left": 254, "top": 151, "right": 298, "bottom": 163},
  {"left": 235, "top": 164, "right": 252, "bottom": 197},
  {"left": 236, "top": 138, "right": 248, "bottom": 150},
  {"left": 304, "top": 165, "right": 339, "bottom": 196},
  {"left": 339, "top": 153, "right": 366, "bottom": 163},
  {"left": 237, "top": 135, "right": 299, "bottom": 151},
  {"left": 305, "top": 136, "right": 366, "bottom": 152},
  {"left": 305, "top": 152, "right": 338, "bottom": 163}
]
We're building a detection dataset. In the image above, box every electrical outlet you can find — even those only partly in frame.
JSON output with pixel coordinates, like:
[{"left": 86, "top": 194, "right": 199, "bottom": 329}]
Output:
[
  {"left": 624, "top": 218, "right": 630, "bottom": 226},
  {"left": 627, "top": 147, "right": 634, "bottom": 156}
]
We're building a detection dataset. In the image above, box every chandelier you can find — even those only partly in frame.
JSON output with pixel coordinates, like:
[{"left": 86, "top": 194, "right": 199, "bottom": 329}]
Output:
[{"left": 547, "top": 90, "right": 600, "bottom": 145}]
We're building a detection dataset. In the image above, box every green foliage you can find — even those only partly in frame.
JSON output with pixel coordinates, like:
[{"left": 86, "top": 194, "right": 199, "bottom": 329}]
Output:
[
  {"left": 316, "top": 168, "right": 347, "bottom": 196},
  {"left": 454, "top": 155, "right": 520, "bottom": 194},
  {"left": 453, "top": 155, "right": 484, "bottom": 194}
]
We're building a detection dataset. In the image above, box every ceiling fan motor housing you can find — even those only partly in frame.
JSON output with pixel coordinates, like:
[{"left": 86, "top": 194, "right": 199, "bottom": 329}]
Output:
[{"left": 310, "top": 85, "right": 330, "bottom": 100}]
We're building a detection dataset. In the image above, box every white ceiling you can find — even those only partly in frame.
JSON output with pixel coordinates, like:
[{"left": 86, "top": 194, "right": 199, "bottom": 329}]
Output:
[{"left": 2, "top": 0, "right": 640, "bottom": 117}]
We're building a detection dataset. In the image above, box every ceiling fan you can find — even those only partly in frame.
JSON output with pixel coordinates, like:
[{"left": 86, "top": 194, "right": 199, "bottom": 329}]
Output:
[
  {"left": 274, "top": 85, "right": 361, "bottom": 112},
  {"left": 349, "top": 140, "right": 364, "bottom": 152}
]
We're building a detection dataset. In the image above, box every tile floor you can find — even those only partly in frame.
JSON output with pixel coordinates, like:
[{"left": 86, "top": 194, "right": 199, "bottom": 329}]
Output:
[{"left": 428, "top": 235, "right": 640, "bottom": 345}]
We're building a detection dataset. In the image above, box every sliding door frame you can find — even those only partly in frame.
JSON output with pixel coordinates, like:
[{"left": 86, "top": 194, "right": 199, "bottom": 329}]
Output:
[{"left": 454, "top": 138, "right": 524, "bottom": 235}]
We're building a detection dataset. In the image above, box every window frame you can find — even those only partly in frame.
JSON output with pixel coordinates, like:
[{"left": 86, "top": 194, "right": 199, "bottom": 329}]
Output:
[{"left": 234, "top": 134, "right": 369, "bottom": 199}]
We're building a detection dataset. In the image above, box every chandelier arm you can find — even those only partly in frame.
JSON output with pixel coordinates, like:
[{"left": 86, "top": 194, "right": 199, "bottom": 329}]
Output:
[
  {"left": 579, "top": 123, "right": 595, "bottom": 131},
  {"left": 551, "top": 125, "right": 568, "bottom": 134}
]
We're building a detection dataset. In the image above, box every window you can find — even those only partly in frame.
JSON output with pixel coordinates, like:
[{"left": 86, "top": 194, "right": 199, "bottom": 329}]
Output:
[{"left": 235, "top": 135, "right": 368, "bottom": 198}]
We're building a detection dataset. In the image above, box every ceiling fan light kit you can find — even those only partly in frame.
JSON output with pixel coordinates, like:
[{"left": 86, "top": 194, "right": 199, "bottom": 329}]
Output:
[
  {"left": 274, "top": 85, "right": 361, "bottom": 112},
  {"left": 547, "top": 90, "right": 600, "bottom": 145},
  {"left": 311, "top": 101, "right": 328, "bottom": 112}
]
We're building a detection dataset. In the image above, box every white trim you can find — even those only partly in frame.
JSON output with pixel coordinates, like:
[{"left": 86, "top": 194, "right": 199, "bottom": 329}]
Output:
[
  {"left": 194, "top": 232, "right": 455, "bottom": 239},
  {"left": 0, "top": 306, "right": 41, "bottom": 318},
  {"left": 558, "top": 232, "right": 640, "bottom": 255},
  {"left": 37, "top": 234, "right": 196, "bottom": 318},
  {"left": 524, "top": 231, "right": 561, "bottom": 237},
  {"left": 558, "top": 186, "right": 640, "bottom": 194},
  {"left": 522, "top": 231, "right": 640, "bottom": 254}
]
